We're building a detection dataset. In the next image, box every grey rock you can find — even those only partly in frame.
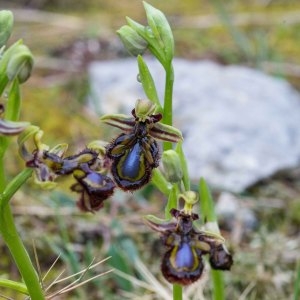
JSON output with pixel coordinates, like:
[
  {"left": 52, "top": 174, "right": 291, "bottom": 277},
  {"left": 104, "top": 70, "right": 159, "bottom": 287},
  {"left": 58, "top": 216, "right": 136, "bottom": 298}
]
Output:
[
  {"left": 88, "top": 58, "right": 300, "bottom": 192},
  {"left": 216, "top": 192, "right": 258, "bottom": 231}
]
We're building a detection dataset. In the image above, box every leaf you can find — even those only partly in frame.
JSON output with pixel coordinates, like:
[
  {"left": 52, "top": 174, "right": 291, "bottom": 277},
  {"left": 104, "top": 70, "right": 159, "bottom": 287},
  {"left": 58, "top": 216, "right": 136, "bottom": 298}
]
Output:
[
  {"left": 199, "top": 177, "right": 218, "bottom": 226},
  {"left": 175, "top": 142, "right": 190, "bottom": 190},
  {"left": 151, "top": 168, "right": 172, "bottom": 196},
  {"left": 164, "top": 184, "right": 178, "bottom": 219},
  {"left": 137, "top": 55, "right": 162, "bottom": 112}
]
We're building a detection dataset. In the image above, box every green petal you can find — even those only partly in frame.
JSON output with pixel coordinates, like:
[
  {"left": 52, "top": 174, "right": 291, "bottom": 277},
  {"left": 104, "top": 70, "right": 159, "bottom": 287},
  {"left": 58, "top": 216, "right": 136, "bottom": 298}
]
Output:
[
  {"left": 150, "top": 122, "right": 183, "bottom": 142},
  {"left": 0, "top": 119, "right": 29, "bottom": 135},
  {"left": 143, "top": 214, "right": 177, "bottom": 232},
  {"left": 100, "top": 114, "right": 134, "bottom": 131}
]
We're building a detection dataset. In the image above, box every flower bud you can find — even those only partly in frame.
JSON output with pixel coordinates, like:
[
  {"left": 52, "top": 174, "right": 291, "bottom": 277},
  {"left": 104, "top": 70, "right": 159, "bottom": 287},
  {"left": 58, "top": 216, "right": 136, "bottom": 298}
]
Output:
[
  {"left": 6, "top": 44, "right": 34, "bottom": 83},
  {"left": 162, "top": 150, "right": 183, "bottom": 183},
  {"left": 117, "top": 25, "right": 148, "bottom": 56},
  {"left": 143, "top": 2, "right": 174, "bottom": 63},
  {"left": 0, "top": 10, "right": 13, "bottom": 47}
]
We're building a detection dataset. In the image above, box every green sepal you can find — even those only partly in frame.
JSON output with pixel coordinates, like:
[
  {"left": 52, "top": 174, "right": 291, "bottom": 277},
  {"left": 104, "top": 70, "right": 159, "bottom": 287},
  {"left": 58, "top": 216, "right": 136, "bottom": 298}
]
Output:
[
  {"left": 33, "top": 178, "right": 57, "bottom": 190},
  {"left": 126, "top": 17, "right": 165, "bottom": 65},
  {"left": 17, "top": 125, "right": 44, "bottom": 160},
  {"left": 17, "top": 125, "right": 40, "bottom": 148},
  {"left": 0, "top": 119, "right": 29, "bottom": 135},
  {"left": 0, "top": 40, "right": 22, "bottom": 95},
  {"left": 49, "top": 143, "right": 68, "bottom": 157},
  {"left": 117, "top": 25, "right": 148, "bottom": 56},
  {"left": 87, "top": 140, "right": 107, "bottom": 156},
  {"left": 6, "top": 44, "right": 34, "bottom": 83},
  {"left": 0, "top": 10, "right": 14, "bottom": 47},
  {"left": 150, "top": 121, "right": 183, "bottom": 142},
  {"left": 143, "top": 214, "right": 176, "bottom": 232},
  {"left": 100, "top": 113, "right": 134, "bottom": 131},
  {"left": 143, "top": 1, "right": 174, "bottom": 64}
]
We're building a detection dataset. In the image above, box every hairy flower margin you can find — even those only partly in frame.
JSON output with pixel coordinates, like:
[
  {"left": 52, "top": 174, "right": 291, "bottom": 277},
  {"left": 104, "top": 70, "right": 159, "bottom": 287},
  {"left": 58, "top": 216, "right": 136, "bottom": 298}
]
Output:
[
  {"left": 18, "top": 125, "right": 116, "bottom": 212},
  {"left": 144, "top": 205, "right": 233, "bottom": 285}
]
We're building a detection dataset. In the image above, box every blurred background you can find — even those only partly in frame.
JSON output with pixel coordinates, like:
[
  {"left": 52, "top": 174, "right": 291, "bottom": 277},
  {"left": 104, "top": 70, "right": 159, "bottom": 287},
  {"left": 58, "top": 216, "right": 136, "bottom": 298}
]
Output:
[{"left": 0, "top": 0, "right": 300, "bottom": 299}]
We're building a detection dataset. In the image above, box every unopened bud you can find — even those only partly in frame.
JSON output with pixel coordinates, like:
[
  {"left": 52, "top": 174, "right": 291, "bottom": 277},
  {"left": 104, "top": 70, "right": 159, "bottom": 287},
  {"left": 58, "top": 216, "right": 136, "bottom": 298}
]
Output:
[
  {"left": 117, "top": 25, "right": 148, "bottom": 56},
  {"left": 162, "top": 150, "right": 183, "bottom": 183},
  {"left": 7, "top": 44, "right": 34, "bottom": 83},
  {"left": 0, "top": 10, "right": 13, "bottom": 47}
]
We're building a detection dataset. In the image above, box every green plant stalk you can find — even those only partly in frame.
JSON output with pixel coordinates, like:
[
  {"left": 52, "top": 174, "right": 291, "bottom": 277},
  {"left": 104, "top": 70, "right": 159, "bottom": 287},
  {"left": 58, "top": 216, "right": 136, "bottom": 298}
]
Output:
[
  {"left": 0, "top": 278, "right": 28, "bottom": 295},
  {"left": 172, "top": 283, "right": 182, "bottom": 300},
  {"left": 0, "top": 205, "right": 45, "bottom": 299},
  {"left": 162, "top": 60, "right": 174, "bottom": 151},
  {"left": 199, "top": 178, "right": 225, "bottom": 300},
  {"left": 211, "top": 269, "right": 225, "bottom": 300},
  {"left": 161, "top": 60, "right": 181, "bottom": 299},
  {"left": 0, "top": 164, "right": 45, "bottom": 299},
  {"left": 0, "top": 168, "right": 32, "bottom": 207},
  {"left": 294, "top": 261, "right": 300, "bottom": 300}
]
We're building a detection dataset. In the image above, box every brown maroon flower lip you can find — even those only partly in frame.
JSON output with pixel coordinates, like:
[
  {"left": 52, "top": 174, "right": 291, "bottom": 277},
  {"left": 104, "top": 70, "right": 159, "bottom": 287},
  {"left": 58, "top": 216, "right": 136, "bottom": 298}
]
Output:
[
  {"left": 144, "top": 208, "right": 233, "bottom": 285},
  {"left": 71, "top": 166, "right": 116, "bottom": 213},
  {"left": 102, "top": 100, "right": 182, "bottom": 192}
]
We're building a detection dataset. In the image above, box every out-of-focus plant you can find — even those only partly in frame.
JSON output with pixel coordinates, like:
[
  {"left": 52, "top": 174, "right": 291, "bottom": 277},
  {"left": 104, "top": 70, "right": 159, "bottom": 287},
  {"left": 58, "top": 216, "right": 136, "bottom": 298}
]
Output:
[{"left": 0, "top": 10, "right": 113, "bottom": 299}]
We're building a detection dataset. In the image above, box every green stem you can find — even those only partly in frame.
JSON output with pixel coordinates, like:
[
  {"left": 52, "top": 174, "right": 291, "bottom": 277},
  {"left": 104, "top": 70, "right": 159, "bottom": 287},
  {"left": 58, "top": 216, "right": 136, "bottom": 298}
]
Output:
[
  {"left": 0, "top": 204, "right": 45, "bottom": 299},
  {"left": 173, "top": 283, "right": 183, "bottom": 300},
  {"left": 294, "top": 261, "right": 300, "bottom": 300},
  {"left": 211, "top": 270, "right": 225, "bottom": 300},
  {"left": 163, "top": 60, "right": 174, "bottom": 151},
  {"left": 0, "top": 278, "right": 28, "bottom": 295},
  {"left": 0, "top": 166, "right": 45, "bottom": 299},
  {"left": 162, "top": 60, "right": 181, "bottom": 300},
  {"left": 0, "top": 168, "right": 33, "bottom": 207}
]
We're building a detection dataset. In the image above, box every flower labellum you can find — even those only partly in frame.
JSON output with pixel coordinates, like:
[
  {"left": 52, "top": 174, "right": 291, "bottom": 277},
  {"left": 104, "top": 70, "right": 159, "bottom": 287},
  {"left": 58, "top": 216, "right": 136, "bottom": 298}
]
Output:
[
  {"left": 71, "top": 164, "right": 115, "bottom": 212},
  {"left": 144, "top": 208, "right": 233, "bottom": 285},
  {"left": 102, "top": 99, "right": 183, "bottom": 191}
]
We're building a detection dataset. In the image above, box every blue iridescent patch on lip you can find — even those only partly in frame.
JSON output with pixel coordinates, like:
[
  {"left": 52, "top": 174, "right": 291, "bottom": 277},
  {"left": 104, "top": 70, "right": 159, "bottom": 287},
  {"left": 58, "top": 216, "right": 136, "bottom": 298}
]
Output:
[
  {"left": 175, "top": 242, "right": 194, "bottom": 269},
  {"left": 120, "top": 142, "right": 142, "bottom": 179},
  {"left": 106, "top": 130, "right": 160, "bottom": 191}
]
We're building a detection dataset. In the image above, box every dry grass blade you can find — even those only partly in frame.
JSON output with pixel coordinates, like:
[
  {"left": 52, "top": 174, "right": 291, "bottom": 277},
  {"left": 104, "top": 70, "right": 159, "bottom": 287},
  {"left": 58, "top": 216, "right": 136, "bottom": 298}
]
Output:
[
  {"left": 44, "top": 256, "right": 112, "bottom": 298},
  {"left": 44, "top": 269, "right": 66, "bottom": 292},
  {"left": 134, "top": 259, "right": 172, "bottom": 300},
  {"left": 239, "top": 281, "right": 256, "bottom": 300},
  {"left": 42, "top": 253, "right": 62, "bottom": 282},
  {"left": 49, "top": 256, "right": 111, "bottom": 285},
  {"left": 57, "top": 269, "right": 114, "bottom": 295},
  {"left": 32, "top": 239, "right": 44, "bottom": 290},
  {"left": 0, "top": 293, "right": 14, "bottom": 300},
  {"left": 113, "top": 269, "right": 159, "bottom": 291},
  {"left": 46, "top": 269, "right": 114, "bottom": 299}
]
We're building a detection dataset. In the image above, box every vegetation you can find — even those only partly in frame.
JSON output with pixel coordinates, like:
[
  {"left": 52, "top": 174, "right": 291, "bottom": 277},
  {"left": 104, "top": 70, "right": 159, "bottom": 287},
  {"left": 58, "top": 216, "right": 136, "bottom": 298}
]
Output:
[{"left": 0, "top": 1, "right": 300, "bottom": 299}]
